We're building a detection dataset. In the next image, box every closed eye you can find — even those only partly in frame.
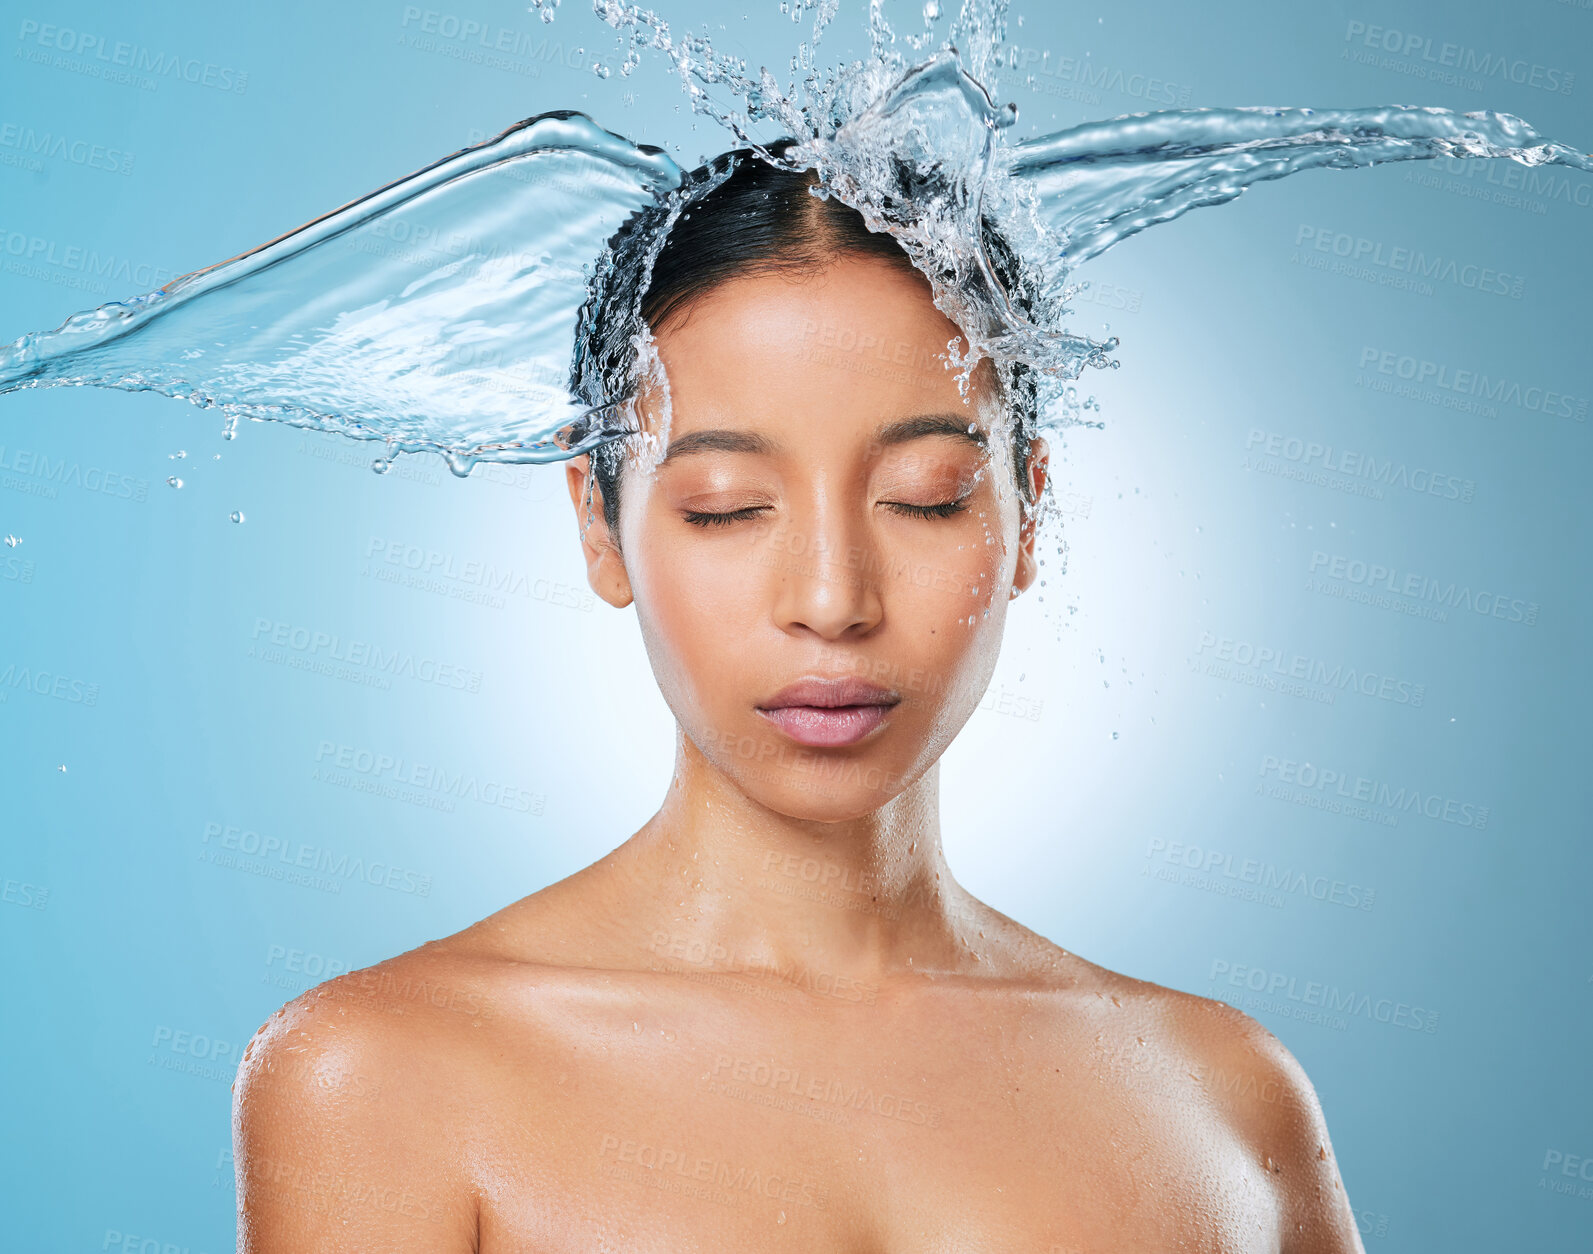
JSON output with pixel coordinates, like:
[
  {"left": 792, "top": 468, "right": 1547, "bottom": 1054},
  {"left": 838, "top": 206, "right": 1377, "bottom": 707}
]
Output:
[
  {"left": 682, "top": 497, "right": 971, "bottom": 528},
  {"left": 883, "top": 497, "right": 971, "bottom": 520},
  {"left": 682, "top": 506, "right": 770, "bottom": 528}
]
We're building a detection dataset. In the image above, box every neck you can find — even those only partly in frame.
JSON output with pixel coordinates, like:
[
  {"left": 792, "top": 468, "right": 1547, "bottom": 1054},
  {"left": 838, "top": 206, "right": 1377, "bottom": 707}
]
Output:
[{"left": 605, "top": 726, "right": 982, "bottom": 989}]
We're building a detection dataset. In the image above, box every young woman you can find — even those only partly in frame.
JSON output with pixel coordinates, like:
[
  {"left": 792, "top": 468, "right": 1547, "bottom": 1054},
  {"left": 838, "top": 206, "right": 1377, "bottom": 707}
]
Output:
[{"left": 233, "top": 143, "right": 1367, "bottom": 1254}]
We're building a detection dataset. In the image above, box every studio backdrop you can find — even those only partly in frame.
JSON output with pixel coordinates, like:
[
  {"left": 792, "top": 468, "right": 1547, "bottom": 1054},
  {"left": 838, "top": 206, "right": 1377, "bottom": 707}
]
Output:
[{"left": 1, "top": 1, "right": 1589, "bottom": 1250}]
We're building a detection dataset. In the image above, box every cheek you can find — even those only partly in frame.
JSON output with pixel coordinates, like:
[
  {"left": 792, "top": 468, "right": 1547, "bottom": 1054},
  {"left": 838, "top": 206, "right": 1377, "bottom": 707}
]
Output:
[
  {"left": 625, "top": 510, "right": 760, "bottom": 704},
  {"left": 891, "top": 540, "right": 1006, "bottom": 686},
  {"left": 902, "top": 497, "right": 1022, "bottom": 697}
]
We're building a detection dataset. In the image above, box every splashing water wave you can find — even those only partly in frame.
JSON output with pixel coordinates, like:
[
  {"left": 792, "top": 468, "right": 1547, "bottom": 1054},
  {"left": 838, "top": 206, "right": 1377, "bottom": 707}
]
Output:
[{"left": 1, "top": 0, "right": 1588, "bottom": 475}]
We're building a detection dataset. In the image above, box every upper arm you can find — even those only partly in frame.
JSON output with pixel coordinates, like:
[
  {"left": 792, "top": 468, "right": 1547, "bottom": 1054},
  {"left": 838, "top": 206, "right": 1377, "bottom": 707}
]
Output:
[
  {"left": 1194, "top": 1000, "right": 1367, "bottom": 1254},
  {"left": 232, "top": 981, "right": 478, "bottom": 1253}
]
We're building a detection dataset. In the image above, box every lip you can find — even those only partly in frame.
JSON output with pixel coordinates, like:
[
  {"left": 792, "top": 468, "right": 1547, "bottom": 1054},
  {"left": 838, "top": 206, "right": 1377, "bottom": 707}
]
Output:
[
  {"left": 756, "top": 704, "right": 894, "bottom": 748},
  {"left": 755, "top": 676, "right": 901, "bottom": 749}
]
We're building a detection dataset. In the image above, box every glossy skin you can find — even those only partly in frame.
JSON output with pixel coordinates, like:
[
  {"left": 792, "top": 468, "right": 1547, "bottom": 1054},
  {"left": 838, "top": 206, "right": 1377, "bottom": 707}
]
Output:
[{"left": 233, "top": 258, "right": 1367, "bottom": 1254}]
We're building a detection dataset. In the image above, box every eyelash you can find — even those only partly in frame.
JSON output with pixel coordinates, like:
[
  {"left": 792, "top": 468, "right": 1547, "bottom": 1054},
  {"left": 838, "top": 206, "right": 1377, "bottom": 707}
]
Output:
[{"left": 682, "top": 498, "right": 970, "bottom": 528}]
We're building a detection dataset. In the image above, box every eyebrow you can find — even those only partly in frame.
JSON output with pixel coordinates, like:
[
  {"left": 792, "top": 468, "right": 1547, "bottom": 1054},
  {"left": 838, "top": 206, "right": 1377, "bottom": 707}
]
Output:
[{"left": 656, "top": 413, "right": 988, "bottom": 466}]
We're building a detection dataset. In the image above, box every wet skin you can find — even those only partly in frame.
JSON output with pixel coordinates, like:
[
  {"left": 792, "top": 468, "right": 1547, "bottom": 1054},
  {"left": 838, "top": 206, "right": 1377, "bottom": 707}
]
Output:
[{"left": 233, "top": 257, "right": 1367, "bottom": 1254}]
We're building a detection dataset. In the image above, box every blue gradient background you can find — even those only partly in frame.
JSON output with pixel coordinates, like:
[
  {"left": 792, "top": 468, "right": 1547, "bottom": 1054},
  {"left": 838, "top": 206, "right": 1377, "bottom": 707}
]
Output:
[{"left": 1, "top": 1, "right": 1589, "bottom": 1249}]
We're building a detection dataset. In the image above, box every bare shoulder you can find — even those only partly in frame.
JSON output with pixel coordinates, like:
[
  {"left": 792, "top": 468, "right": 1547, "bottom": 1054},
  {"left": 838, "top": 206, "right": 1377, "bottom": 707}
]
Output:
[
  {"left": 233, "top": 941, "right": 504, "bottom": 1252},
  {"left": 1033, "top": 942, "right": 1368, "bottom": 1254}
]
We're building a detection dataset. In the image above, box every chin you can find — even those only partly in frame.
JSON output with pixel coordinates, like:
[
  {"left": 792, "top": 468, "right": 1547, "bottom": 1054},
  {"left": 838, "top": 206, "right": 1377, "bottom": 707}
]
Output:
[
  {"left": 730, "top": 759, "right": 916, "bottom": 821},
  {"left": 759, "top": 786, "right": 902, "bottom": 824}
]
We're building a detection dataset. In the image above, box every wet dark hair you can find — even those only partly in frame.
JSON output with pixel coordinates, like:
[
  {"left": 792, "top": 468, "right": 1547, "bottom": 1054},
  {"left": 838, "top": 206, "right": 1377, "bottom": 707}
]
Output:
[{"left": 569, "top": 138, "right": 1040, "bottom": 547}]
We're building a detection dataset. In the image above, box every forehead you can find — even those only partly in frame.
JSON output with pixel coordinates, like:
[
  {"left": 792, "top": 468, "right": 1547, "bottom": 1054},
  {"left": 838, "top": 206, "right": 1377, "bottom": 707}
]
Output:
[{"left": 636, "top": 257, "right": 1000, "bottom": 453}]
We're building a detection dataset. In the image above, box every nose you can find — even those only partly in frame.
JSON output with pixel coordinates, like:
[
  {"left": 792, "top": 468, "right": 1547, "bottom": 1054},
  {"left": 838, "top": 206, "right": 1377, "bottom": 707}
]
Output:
[{"left": 766, "top": 493, "right": 885, "bottom": 640}]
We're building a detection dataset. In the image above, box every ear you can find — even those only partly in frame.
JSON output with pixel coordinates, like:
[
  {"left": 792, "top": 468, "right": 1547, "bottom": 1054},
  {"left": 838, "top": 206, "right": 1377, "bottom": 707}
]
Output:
[
  {"left": 565, "top": 453, "right": 635, "bottom": 609},
  {"left": 1009, "top": 435, "right": 1050, "bottom": 599}
]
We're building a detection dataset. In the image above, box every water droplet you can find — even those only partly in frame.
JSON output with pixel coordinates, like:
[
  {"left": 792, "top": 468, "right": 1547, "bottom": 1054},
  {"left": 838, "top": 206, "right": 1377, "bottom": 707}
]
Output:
[
  {"left": 57, "top": 764, "right": 67, "bottom": 773},
  {"left": 166, "top": 476, "right": 183, "bottom": 489},
  {"left": 2, "top": 534, "right": 18, "bottom": 548},
  {"left": 371, "top": 458, "right": 391, "bottom": 475},
  {"left": 230, "top": 511, "right": 245, "bottom": 524}
]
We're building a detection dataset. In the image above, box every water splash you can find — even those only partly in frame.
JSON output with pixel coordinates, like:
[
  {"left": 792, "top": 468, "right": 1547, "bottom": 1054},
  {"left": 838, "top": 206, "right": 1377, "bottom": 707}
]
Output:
[
  {"left": 0, "top": 111, "right": 685, "bottom": 473},
  {"left": 1, "top": 0, "right": 1588, "bottom": 477}
]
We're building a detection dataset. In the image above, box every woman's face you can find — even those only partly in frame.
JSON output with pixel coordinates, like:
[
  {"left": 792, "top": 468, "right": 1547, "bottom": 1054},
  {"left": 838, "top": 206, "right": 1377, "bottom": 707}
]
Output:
[{"left": 568, "top": 255, "right": 1048, "bottom": 820}]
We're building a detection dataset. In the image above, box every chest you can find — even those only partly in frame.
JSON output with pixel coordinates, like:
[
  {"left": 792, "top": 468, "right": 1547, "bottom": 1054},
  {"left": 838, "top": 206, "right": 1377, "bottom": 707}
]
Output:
[{"left": 467, "top": 984, "right": 1278, "bottom": 1252}]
